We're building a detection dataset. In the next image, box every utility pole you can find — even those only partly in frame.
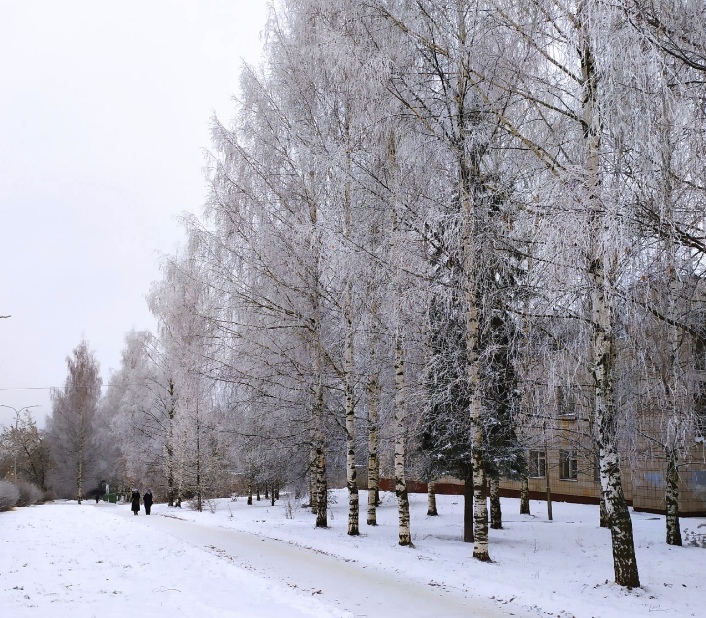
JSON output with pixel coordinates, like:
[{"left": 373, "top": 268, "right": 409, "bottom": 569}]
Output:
[{"left": 0, "top": 404, "right": 39, "bottom": 481}]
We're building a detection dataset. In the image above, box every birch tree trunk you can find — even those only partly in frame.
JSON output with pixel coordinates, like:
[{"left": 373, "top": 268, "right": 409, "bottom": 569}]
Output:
[
  {"left": 314, "top": 380, "right": 328, "bottom": 528},
  {"left": 164, "top": 379, "right": 175, "bottom": 507},
  {"left": 444, "top": 1, "right": 490, "bottom": 564},
  {"left": 663, "top": 298, "right": 682, "bottom": 548},
  {"left": 580, "top": 11, "right": 640, "bottom": 587},
  {"left": 546, "top": 454, "right": 553, "bottom": 522},
  {"left": 343, "top": 143, "right": 359, "bottom": 535},
  {"left": 394, "top": 328, "right": 412, "bottom": 546},
  {"left": 345, "top": 296, "right": 359, "bottom": 535},
  {"left": 76, "top": 409, "right": 86, "bottom": 504},
  {"left": 195, "top": 401, "right": 202, "bottom": 513},
  {"left": 309, "top": 174, "right": 327, "bottom": 529},
  {"left": 490, "top": 478, "right": 502, "bottom": 530},
  {"left": 367, "top": 349, "right": 380, "bottom": 526},
  {"left": 76, "top": 445, "right": 84, "bottom": 505},
  {"left": 462, "top": 145, "right": 489, "bottom": 562},
  {"left": 472, "top": 455, "right": 489, "bottom": 560},
  {"left": 427, "top": 480, "right": 438, "bottom": 516},
  {"left": 464, "top": 468, "right": 473, "bottom": 543},
  {"left": 310, "top": 445, "right": 317, "bottom": 514},
  {"left": 660, "top": 96, "right": 683, "bottom": 547},
  {"left": 599, "top": 494, "right": 609, "bottom": 528},
  {"left": 520, "top": 475, "right": 530, "bottom": 515},
  {"left": 665, "top": 448, "right": 682, "bottom": 546}
]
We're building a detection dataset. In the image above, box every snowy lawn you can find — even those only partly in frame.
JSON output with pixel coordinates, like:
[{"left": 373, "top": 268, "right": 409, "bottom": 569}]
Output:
[
  {"left": 144, "top": 490, "right": 705, "bottom": 618},
  {"left": 0, "top": 500, "right": 344, "bottom": 618},
  {"left": 1, "top": 491, "right": 703, "bottom": 617}
]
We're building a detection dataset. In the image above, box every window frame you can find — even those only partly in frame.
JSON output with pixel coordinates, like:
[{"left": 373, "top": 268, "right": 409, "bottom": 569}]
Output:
[
  {"left": 559, "top": 449, "right": 578, "bottom": 481},
  {"left": 556, "top": 385, "right": 577, "bottom": 419},
  {"left": 528, "top": 449, "right": 547, "bottom": 478}
]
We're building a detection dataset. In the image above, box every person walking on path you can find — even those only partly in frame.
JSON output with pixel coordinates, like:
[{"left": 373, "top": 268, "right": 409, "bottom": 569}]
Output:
[
  {"left": 143, "top": 489, "right": 153, "bottom": 515},
  {"left": 131, "top": 489, "right": 141, "bottom": 515}
]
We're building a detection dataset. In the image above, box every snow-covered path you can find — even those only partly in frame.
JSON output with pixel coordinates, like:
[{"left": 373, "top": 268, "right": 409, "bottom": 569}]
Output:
[{"left": 108, "top": 506, "right": 522, "bottom": 618}]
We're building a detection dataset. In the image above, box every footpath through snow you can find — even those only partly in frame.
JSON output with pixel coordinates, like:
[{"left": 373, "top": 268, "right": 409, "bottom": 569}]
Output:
[
  {"left": 1, "top": 490, "right": 704, "bottom": 617},
  {"left": 0, "top": 501, "right": 343, "bottom": 618}
]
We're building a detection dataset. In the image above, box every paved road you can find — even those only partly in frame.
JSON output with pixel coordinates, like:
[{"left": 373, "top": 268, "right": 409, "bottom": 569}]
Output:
[{"left": 105, "top": 507, "right": 529, "bottom": 618}]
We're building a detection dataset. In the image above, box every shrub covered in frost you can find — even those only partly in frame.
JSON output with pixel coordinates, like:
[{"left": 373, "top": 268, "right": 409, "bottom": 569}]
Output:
[
  {"left": 0, "top": 480, "right": 20, "bottom": 511},
  {"left": 14, "top": 481, "right": 43, "bottom": 507}
]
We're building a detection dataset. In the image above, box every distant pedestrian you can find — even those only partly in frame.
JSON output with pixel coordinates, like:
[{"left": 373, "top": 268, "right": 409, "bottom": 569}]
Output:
[
  {"left": 131, "top": 489, "right": 140, "bottom": 515},
  {"left": 143, "top": 489, "right": 153, "bottom": 515}
]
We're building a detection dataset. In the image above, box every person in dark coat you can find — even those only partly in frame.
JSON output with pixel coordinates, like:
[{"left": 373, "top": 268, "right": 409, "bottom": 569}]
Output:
[
  {"left": 131, "top": 489, "right": 140, "bottom": 515},
  {"left": 143, "top": 489, "right": 153, "bottom": 515}
]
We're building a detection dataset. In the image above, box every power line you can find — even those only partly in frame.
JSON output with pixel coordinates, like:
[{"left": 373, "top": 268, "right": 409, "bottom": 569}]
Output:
[
  {"left": 0, "top": 387, "right": 56, "bottom": 391},
  {"left": 0, "top": 385, "right": 111, "bottom": 391}
]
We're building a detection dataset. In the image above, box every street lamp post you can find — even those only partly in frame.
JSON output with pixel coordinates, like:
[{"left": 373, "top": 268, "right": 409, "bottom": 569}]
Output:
[{"left": 0, "top": 404, "right": 39, "bottom": 481}]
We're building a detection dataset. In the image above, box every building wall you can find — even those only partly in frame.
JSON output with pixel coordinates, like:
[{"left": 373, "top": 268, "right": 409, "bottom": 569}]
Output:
[
  {"left": 376, "top": 449, "right": 705, "bottom": 516},
  {"left": 631, "top": 458, "right": 706, "bottom": 516}
]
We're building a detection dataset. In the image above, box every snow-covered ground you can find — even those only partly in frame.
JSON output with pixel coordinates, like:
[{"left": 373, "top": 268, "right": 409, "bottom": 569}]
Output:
[
  {"left": 1, "top": 490, "right": 704, "bottom": 617},
  {"left": 0, "top": 500, "right": 342, "bottom": 618}
]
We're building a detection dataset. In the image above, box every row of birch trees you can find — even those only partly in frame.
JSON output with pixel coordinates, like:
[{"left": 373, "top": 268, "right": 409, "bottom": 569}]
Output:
[{"left": 100, "top": 0, "right": 706, "bottom": 589}]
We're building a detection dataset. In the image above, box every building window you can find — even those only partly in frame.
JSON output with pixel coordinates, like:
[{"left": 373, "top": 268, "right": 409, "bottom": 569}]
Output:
[
  {"left": 593, "top": 452, "right": 601, "bottom": 483},
  {"left": 559, "top": 450, "right": 578, "bottom": 480},
  {"left": 529, "top": 450, "right": 546, "bottom": 478},
  {"left": 556, "top": 386, "right": 577, "bottom": 418}
]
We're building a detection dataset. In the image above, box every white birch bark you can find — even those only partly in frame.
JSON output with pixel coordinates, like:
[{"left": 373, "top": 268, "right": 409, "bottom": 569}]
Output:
[
  {"left": 313, "top": 306, "right": 327, "bottom": 529},
  {"left": 580, "top": 4, "right": 640, "bottom": 587},
  {"left": 76, "top": 440, "right": 84, "bottom": 504},
  {"left": 463, "top": 468, "right": 474, "bottom": 543},
  {"left": 664, "top": 235, "right": 683, "bottom": 546},
  {"left": 462, "top": 125, "right": 489, "bottom": 562},
  {"left": 343, "top": 135, "right": 359, "bottom": 536},
  {"left": 519, "top": 475, "right": 530, "bottom": 515},
  {"left": 367, "top": 344, "right": 380, "bottom": 526},
  {"left": 490, "top": 477, "right": 502, "bottom": 530},
  {"left": 308, "top": 172, "right": 327, "bottom": 529},
  {"left": 345, "top": 298, "right": 359, "bottom": 535},
  {"left": 427, "top": 480, "right": 438, "bottom": 516},
  {"left": 665, "top": 447, "right": 682, "bottom": 545},
  {"left": 394, "top": 327, "right": 412, "bottom": 546},
  {"left": 455, "top": 4, "right": 490, "bottom": 563},
  {"left": 166, "top": 379, "right": 177, "bottom": 507},
  {"left": 309, "top": 445, "right": 317, "bottom": 514},
  {"left": 313, "top": 341, "right": 327, "bottom": 527},
  {"left": 385, "top": 130, "right": 411, "bottom": 546},
  {"left": 657, "top": 84, "right": 683, "bottom": 547}
]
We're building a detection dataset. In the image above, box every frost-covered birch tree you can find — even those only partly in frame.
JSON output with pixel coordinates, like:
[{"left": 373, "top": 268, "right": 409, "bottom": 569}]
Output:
[
  {"left": 371, "top": 0, "right": 529, "bottom": 561},
  {"left": 47, "top": 340, "right": 103, "bottom": 502},
  {"left": 486, "top": 0, "right": 642, "bottom": 586}
]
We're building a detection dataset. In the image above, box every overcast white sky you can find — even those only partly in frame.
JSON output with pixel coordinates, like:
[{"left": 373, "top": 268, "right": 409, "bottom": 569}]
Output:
[{"left": 0, "top": 0, "right": 269, "bottom": 428}]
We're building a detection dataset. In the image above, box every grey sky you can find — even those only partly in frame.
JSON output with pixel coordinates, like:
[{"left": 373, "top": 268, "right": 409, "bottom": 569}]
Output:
[{"left": 0, "top": 0, "right": 268, "bottom": 427}]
